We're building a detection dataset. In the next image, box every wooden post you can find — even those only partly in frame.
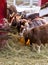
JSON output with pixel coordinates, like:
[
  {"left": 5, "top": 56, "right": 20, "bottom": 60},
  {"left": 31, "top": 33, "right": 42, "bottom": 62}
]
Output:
[
  {"left": 13, "top": 0, "right": 16, "bottom": 5},
  {"left": 30, "top": 0, "right": 33, "bottom": 7}
]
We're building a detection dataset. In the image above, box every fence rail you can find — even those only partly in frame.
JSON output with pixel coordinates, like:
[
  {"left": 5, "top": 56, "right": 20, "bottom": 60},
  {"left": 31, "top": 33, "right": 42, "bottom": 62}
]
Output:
[{"left": 7, "top": 1, "right": 14, "bottom": 6}]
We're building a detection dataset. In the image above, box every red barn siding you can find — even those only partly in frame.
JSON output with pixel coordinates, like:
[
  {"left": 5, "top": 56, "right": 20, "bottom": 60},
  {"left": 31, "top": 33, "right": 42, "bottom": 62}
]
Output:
[{"left": 41, "top": 0, "right": 48, "bottom": 6}]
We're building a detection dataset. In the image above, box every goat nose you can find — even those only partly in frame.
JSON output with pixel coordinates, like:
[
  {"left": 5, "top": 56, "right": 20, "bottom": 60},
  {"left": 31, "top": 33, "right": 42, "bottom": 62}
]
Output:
[{"left": 19, "top": 33, "right": 23, "bottom": 37}]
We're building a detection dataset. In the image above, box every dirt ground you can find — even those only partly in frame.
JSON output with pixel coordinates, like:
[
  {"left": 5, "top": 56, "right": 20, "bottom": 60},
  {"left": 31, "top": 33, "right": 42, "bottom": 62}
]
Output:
[{"left": 0, "top": 34, "right": 48, "bottom": 65}]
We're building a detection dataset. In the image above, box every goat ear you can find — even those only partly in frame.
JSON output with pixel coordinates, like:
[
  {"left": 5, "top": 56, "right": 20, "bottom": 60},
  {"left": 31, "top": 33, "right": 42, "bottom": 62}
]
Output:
[
  {"left": 31, "top": 28, "right": 34, "bottom": 33},
  {"left": 32, "top": 28, "right": 34, "bottom": 32},
  {"left": 31, "top": 28, "right": 37, "bottom": 35}
]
